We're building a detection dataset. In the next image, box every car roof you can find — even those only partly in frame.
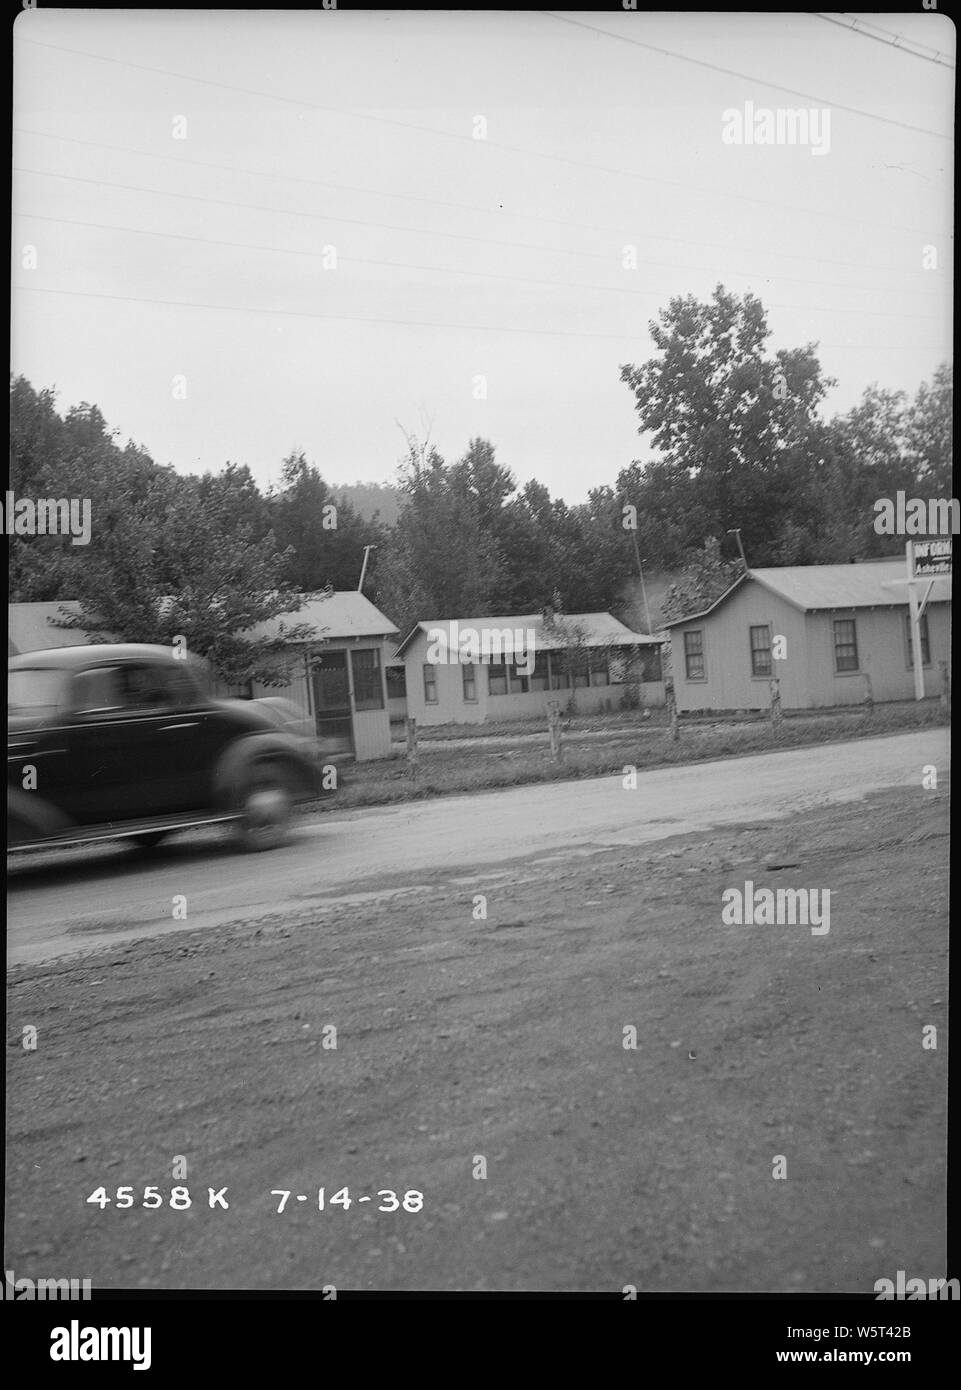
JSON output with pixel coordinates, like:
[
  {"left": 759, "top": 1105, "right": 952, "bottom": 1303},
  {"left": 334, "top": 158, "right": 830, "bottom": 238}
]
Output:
[{"left": 9, "top": 644, "right": 181, "bottom": 670}]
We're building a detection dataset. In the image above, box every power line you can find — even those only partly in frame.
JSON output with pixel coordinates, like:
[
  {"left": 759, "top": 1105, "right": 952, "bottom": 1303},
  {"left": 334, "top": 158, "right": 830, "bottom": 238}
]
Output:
[
  {"left": 16, "top": 209, "right": 949, "bottom": 318},
  {"left": 542, "top": 12, "right": 952, "bottom": 141},
  {"left": 11, "top": 282, "right": 660, "bottom": 341},
  {"left": 814, "top": 14, "right": 955, "bottom": 69},
  {"left": 17, "top": 125, "right": 939, "bottom": 279},
  {"left": 13, "top": 165, "right": 622, "bottom": 264},
  {"left": 15, "top": 36, "right": 951, "bottom": 237},
  {"left": 16, "top": 164, "right": 953, "bottom": 300},
  {"left": 14, "top": 283, "right": 951, "bottom": 349}
]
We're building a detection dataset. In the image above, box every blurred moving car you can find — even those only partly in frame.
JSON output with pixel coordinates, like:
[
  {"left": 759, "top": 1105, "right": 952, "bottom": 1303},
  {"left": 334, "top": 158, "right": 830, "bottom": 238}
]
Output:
[
  {"left": 252, "top": 696, "right": 315, "bottom": 742},
  {"left": 7, "top": 644, "right": 325, "bottom": 853}
]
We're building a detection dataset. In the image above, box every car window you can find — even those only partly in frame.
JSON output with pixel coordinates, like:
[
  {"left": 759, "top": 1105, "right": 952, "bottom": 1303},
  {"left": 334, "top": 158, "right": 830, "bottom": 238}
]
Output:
[
  {"left": 8, "top": 668, "right": 69, "bottom": 719},
  {"left": 69, "top": 660, "right": 205, "bottom": 716},
  {"left": 164, "top": 663, "right": 205, "bottom": 706},
  {"left": 71, "top": 666, "right": 127, "bottom": 714},
  {"left": 122, "top": 664, "right": 174, "bottom": 710},
  {"left": 124, "top": 661, "right": 203, "bottom": 709}
]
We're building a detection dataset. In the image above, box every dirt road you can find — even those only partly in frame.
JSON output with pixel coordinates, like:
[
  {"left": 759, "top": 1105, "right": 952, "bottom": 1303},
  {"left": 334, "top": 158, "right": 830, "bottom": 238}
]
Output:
[
  {"left": 5, "top": 731, "right": 949, "bottom": 1292},
  {"left": 7, "top": 729, "right": 948, "bottom": 966}
]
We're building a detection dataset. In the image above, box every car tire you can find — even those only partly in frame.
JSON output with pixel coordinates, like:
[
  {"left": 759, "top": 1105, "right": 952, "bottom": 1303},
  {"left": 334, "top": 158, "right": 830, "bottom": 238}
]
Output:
[{"left": 232, "top": 764, "right": 294, "bottom": 852}]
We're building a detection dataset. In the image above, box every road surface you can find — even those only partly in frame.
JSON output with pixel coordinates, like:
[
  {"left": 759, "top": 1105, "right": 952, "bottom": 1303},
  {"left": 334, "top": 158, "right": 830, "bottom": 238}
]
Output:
[
  {"left": 8, "top": 729, "right": 948, "bottom": 966},
  {"left": 5, "top": 728, "right": 949, "bottom": 1292}
]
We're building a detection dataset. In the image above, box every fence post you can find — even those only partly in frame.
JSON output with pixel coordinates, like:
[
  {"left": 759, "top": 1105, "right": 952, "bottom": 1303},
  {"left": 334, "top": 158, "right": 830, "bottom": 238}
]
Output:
[
  {"left": 769, "top": 676, "right": 783, "bottom": 732},
  {"left": 547, "top": 700, "right": 564, "bottom": 763},
  {"left": 405, "top": 716, "right": 419, "bottom": 779},
  {"left": 666, "top": 681, "right": 679, "bottom": 741}
]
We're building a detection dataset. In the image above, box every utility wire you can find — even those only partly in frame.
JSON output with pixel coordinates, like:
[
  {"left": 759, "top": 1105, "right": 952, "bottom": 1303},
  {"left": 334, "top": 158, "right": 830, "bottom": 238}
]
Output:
[
  {"left": 14, "top": 125, "right": 949, "bottom": 279},
  {"left": 814, "top": 13, "right": 955, "bottom": 68},
  {"left": 16, "top": 209, "right": 949, "bottom": 316},
  {"left": 16, "top": 164, "right": 953, "bottom": 287},
  {"left": 542, "top": 12, "right": 952, "bottom": 141},
  {"left": 14, "top": 283, "right": 951, "bottom": 347},
  {"left": 15, "top": 36, "right": 952, "bottom": 235}
]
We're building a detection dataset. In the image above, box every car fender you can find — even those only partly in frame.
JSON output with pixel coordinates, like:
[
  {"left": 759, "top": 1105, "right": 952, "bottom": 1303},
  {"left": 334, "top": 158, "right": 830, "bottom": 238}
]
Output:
[
  {"left": 211, "top": 731, "right": 319, "bottom": 811},
  {"left": 7, "top": 785, "right": 73, "bottom": 843}
]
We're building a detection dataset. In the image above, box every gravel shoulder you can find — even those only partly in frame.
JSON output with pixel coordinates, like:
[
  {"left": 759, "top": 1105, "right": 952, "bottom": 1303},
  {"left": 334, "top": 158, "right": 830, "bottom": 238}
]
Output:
[{"left": 5, "top": 783, "right": 948, "bottom": 1293}]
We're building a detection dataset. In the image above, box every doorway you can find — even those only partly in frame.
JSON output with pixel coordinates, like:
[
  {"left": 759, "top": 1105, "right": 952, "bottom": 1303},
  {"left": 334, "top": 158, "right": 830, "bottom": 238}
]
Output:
[{"left": 310, "top": 650, "right": 354, "bottom": 757}]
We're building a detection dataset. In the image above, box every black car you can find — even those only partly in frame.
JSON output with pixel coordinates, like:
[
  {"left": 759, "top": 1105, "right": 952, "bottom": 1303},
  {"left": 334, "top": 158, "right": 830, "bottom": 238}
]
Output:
[{"left": 7, "top": 644, "right": 325, "bottom": 853}]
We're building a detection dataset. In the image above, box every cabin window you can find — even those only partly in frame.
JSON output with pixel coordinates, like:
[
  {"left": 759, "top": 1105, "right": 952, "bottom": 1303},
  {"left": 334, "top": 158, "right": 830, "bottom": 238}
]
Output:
[
  {"left": 530, "top": 650, "right": 550, "bottom": 692},
  {"left": 750, "top": 625, "right": 772, "bottom": 677},
  {"left": 351, "top": 648, "right": 384, "bottom": 710},
  {"left": 488, "top": 656, "right": 508, "bottom": 696},
  {"left": 833, "top": 619, "right": 859, "bottom": 673},
  {"left": 569, "top": 650, "right": 589, "bottom": 689},
  {"left": 385, "top": 666, "right": 406, "bottom": 699},
  {"left": 640, "top": 648, "right": 663, "bottom": 682},
  {"left": 462, "top": 663, "right": 477, "bottom": 702},
  {"left": 423, "top": 663, "right": 438, "bottom": 704},
  {"left": 684, "top": 630, "right": 705, "bottom": 680},
  {"left": 589, "top": 655, "right": 610, "bottom": 686},
  {"left": 508, "top": 660, "right": 530, "bottom": 694},
  {"left": 548, "top": 652, "right": 570, "bottom": 690}
]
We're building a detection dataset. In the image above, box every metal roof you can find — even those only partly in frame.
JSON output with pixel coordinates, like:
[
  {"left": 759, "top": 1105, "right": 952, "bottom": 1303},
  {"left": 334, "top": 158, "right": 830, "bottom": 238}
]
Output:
[
  {"left": 662, "top": 561, "right": 952, "bottom": 626},
  {"left": 396, "top": 610, "right": 663, "bottom": 656},
  {"left": 8, "top": 601, "right": 92, "bottom": 657},
  {"left": 9, "top": 592, "right": 398, "bottom": 659},
  {"left": 246, "top": 591, "right": 399, "bottom": 643}
]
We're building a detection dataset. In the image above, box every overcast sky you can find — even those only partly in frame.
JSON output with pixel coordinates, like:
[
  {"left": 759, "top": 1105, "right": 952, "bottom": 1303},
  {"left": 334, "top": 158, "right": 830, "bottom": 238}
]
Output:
[{"left": 12, "top": 9, "right": 954, "bottom": 504}]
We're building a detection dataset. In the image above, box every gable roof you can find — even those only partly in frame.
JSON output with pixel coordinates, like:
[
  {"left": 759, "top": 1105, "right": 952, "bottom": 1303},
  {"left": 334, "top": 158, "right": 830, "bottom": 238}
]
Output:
[
  {"left": 662, "top": 561, "right": 952, "bottom": 626},
  {"left": 395, "top": 610, "right": 664, "bottom": 657},
  {"left": 8, "top": 593, "right": 398, "bottom": 659},
  {"left": 8, "top": 601, "right": 92, "bottom": 657},
  {"left": 246, "top": 591, "right": 398, "bottom": 643}
]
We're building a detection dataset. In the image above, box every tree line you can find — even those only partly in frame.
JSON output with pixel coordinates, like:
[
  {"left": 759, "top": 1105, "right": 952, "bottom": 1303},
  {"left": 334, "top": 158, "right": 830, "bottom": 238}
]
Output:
[{"left": 9, "top": 285, "right": 951, "bottom": 679}]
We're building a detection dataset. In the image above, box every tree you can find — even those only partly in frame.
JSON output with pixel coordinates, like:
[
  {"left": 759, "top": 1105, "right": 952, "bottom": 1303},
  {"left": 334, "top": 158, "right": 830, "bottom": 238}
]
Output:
[
  {"left": 9, "top": 377, "right": 314, "bottom": 683},
  {"left": 541, "top": 608, "right": 593, "bottom": 714},
  {"left": 660, "top": 536, "right": 743, "bottom": 624},
  {"left": 619, "top": 286, "right": 835, "bottom": 567},
  {"left": 374, "top": 433, "right": 502, "bottom": 634},
  {"left": 55, "top": 464, "right": 315, "bottom": 684},
  {"left": 906, "top": 362, "right": 952, "bottom": 494},
  {"left": 268, "top": 451, "right": 381, "bottom": 593}
]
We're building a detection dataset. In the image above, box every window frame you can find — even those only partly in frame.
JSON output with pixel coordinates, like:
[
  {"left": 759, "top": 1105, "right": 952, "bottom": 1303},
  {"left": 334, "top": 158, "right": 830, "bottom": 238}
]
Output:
[
  {"left": 508, "top": 660, "right": 530, "bottom": 695},
  {"left": 640, "top": 648, "right": 663, "bottom": 683},
  {"left": 530, "top": 650, "right": 550, "bottom": 693},
  {"left": 588, "top": 653, "right": 610, "bottom": 687},
  {"left": 69, "top": 665, "right": 128, "bottom": 717},
  {"left": 351, "top": 647, "right": 385, "bottom": 711},
  {"left": 832, "top": 617, "right": 860, "bottom": 674},
  {"left": 749, "top": 624, "right": 773, "bottom": 679},
  {"left": 683, "top": 630, "right": 706, "bottom": 682},
  {"left": 422, "top": 662, "right": 439, "bottom": 705},
  {"left": 487, "top": 655, "right": 508, "bottom": 697},
  {"left": 548, "top": 652, "right": 570, "bottom": 690}
]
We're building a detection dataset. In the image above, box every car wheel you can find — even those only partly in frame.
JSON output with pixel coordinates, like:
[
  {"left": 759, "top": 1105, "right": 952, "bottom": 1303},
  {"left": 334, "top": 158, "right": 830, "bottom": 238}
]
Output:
[{"left": 233, "top": 766, "right": 293, "bottom": 851}]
